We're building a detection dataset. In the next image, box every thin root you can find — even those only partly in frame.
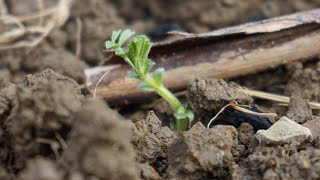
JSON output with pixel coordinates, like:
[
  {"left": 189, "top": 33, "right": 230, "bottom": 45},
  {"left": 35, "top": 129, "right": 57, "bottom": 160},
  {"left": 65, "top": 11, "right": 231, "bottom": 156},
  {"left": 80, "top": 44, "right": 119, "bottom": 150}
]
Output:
[
  {"left": 93, "top": 71, "right": 110, "bottom": 99},
  {"left": 207, "top": 103, "right": 277, "bottom": 129}
]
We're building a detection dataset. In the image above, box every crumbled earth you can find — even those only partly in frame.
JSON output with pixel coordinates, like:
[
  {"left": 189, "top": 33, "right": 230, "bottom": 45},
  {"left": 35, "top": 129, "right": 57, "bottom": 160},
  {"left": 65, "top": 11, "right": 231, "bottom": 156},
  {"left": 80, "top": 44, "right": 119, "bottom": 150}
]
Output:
[
  {"left": 0, "top": 69, "right": 83, "bottom": 173},
  {"left": 132, "top": 111, "right": 177, "bottom": 175},
  {"left": 166, "top": 123, "right": 238, "bottom": 179},
  {"left": 187, "top": 79, "right": 253, "bottom": 124},
  {"left": 303, "top": 117, "right": 320, "bottom": 141},
  {"left": 247, "top": 146, "right": 320, "bottom": 179},
  {"left": 63, "top": 99, "right": 138, "bottom": 180},
  {"left": 0, "top": 69, "right": 139, "bottom": 179},
  {"left": 286, "top": 91, "right": 313, "bottom": 124},
  {"left": 286, "top": 62, "right": 320, "bottom": 102}
]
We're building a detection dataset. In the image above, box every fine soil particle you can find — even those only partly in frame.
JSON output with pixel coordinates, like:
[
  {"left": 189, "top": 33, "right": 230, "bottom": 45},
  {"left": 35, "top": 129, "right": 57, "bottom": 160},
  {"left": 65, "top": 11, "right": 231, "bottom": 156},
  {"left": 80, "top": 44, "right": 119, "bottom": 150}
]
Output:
[
  {"left": 187, "top": 79, "right": 253, "bottom": 124},
  {"left": 166, "top": 123, "right": 238, "bottom": 179},
  {"left": 132, "top": 111, "right": 177, "bottom": 175},
  {"left": 63, "top": 99, "right": 138, "bottom": 180}
]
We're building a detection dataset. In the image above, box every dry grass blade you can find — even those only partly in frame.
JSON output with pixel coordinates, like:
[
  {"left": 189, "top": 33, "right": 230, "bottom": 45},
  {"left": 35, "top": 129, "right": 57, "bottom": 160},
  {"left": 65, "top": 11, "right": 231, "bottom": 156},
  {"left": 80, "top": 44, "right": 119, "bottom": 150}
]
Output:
[{"left": 238, "top": 88, "right": 320, "bottom": 110}]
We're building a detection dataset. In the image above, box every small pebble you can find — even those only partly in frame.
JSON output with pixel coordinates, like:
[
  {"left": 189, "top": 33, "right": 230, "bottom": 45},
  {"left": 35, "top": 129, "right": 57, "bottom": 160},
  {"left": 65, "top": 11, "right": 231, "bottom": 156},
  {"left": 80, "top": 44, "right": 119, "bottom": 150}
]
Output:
[{"left": 256, "top": 116, "right": 313, "bottom": 145}]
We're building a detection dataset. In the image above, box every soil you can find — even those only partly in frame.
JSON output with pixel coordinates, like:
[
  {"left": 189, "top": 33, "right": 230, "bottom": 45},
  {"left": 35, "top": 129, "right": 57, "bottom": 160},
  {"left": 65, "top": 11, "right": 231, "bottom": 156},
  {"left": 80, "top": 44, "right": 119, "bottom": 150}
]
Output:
[{"left": 0, "top": 0, "right": 320, "bottom": 179}]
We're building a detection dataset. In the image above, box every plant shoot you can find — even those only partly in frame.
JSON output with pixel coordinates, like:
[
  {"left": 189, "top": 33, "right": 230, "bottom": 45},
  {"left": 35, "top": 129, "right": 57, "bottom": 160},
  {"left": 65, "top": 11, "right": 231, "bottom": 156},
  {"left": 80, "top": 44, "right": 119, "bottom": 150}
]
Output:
[{"left": 105, "top": 29, "right": 194, "bottom": 131}]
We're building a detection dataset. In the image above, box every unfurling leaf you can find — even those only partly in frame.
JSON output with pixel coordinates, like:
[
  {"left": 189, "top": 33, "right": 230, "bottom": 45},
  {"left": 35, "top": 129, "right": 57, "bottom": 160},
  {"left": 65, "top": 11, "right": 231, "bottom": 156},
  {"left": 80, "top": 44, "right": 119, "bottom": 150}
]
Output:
[
  {"left": 118, "top": 29, "right": 135, "bottom": 47},
  {"left": 128, "top": 72, "right": 140, "bottom": 79},
  {"left": 137, "top": 82, "right": 154, "bottom": 91},
  {"left": 115, "top": 49, "right": 125, "bottom": 57},
  {"left": 153, "top": 67, "right": 165, "bottom": 85},
  {"left": 111, "top": 30, "right": 122, "bottom": 42},
  {"left": 126, "top": 35, "right": 153, "bottom": 75},
  {"left": 105, "top": 41, "right": 115, "bottom": 49}
]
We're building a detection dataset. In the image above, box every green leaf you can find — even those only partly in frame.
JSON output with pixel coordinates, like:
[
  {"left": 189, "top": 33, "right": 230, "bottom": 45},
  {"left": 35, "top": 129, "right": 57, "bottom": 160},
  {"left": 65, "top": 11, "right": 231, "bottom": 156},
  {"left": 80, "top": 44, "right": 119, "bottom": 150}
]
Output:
[
  {"left": 115, "top": 49, "right": 125, "bottom": 57},
  {"left": 185, "top": 109, "right": 194, "bottom": 122},
  {"left": 118, "top": 29, "right": 135, "bottom": 47},
  {"left": 126, "top": 35, "right": 153, "bottom": 74},
  {"left": 137, "top": 82, "right": 154, "bottom": 92},
  {"left": 153, "top": 67, "right": 165, "bottom": 85},
  {"left": 174, "top": 107, "right": 194, "bottom": 121},
  {"left": 111, "top": 30, "right": 122, "bottom": 42},
  {"left": 169, "top": 121, "right": 177, "bottom": 130},
  {"left": 105, "top": 40, "right": 115, "bottom": 49},
  {"left": 144, "top": 59, "right": 154, "bottom": 74},
  {"left": 128, "top": 72, "right": 140, "bottom": 79}
]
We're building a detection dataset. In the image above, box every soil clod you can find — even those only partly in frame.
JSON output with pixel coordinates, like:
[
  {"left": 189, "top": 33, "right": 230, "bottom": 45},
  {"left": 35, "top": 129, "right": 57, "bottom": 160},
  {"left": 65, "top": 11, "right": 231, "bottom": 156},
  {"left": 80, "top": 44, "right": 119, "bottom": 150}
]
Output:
[
  {"left": 187, "top": 79, "right": 253, "bottom": 124},
  {"left": 166, "top": 123, "right": 237, "bottom": 179}
]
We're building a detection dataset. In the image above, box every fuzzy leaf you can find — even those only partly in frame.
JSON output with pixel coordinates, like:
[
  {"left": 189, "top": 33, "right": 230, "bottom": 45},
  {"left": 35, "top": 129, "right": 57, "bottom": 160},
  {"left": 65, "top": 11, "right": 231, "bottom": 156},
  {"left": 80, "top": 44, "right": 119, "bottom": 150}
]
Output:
[
  {"left": 128, "top": 72, "right": 140, "bottom": 79},
  {"left": 144, "top": 60, "right": 154, "bottom": 74},
  {"left": 153, "top": 67, "right": 165, "bottom": 85},
  {"left": 118, "top": 29, "right": 135, "bottom": 47},
  {"left": 105, "top": 40, "right": 115, "bottom": 49},
  {"left": 111, "top": 30, "right": 122, "bottom": 42},
  {"left": 126, "top": 35, "right": 153, "bottom": 75},
  {"left": 115, "top": 49, "right": 125, "bottom": 57},
  {"left": 137, "top": 82, "right": 154, "bottom": 92},
  {"left": 174, "top": 107, "right": 194, "bottom": 121}
]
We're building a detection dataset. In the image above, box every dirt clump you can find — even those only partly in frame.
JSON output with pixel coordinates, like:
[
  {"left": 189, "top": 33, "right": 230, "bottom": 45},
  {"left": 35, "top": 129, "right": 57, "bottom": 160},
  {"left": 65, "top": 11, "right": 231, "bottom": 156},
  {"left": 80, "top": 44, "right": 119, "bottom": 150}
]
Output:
[
  {"left": 64, "top": 99, "right": 138, "bottom": 180},
  {"left": 238, "top": 123, "right": 255, "bottom": 146},
  {"left": 0, "top": 69, "right": 83, "bottom": 174},
  {"left": 248, "top": 146, "right": 320, "bottom": 179},
  {"left": 132, "top": 111, "right": 177, "bottom": 175},
  {"left": 187, "top": 79, "right": 253, "bottom": 123},
  {"left": 286, "top": 62, "right": 320, "bottom": 102},
  {"left": 302, "top": 117, "right": 320, "bottom": 140},
  {"left": 166, "top": 123, "right": 237, "bottom": 179},
  {"left": 286, "top": 92, "right": 313, "bottom": 124},
  {"left": 23, "top": 47, "right": 88, "bottom": 83},
  {"left": 17, "top": 157, "right": 63, "bottom": 180},
  {"left": 0, "top": 69, "right": 11, "bottom": 86},
  {"left": 235, "top": 123, "right": 256, "bottom": 161},
  {"left": 136, "top": 162, "right": 160, "bottom": 180}
]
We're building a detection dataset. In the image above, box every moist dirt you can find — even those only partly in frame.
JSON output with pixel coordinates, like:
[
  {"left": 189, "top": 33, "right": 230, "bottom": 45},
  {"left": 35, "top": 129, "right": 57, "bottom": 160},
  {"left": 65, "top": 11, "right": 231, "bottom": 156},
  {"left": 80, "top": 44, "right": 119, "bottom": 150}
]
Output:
[{"left": 0, "top": 0, "right": 320, "bottom": 179}]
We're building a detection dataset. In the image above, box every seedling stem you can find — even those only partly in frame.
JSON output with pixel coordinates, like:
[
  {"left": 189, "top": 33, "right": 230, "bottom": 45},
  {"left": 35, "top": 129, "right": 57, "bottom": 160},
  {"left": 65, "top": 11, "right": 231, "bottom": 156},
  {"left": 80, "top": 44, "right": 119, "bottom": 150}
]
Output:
[{"left": 105, "top": 29, "right": 193, "bottom": 131}]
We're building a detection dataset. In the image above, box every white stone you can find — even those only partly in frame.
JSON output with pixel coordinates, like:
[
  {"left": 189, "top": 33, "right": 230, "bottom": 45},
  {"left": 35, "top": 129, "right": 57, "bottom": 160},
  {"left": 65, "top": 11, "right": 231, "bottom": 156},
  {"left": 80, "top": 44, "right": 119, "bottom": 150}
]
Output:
[{"left": 256, "top": 116, "right": 313, "bottom": 145}]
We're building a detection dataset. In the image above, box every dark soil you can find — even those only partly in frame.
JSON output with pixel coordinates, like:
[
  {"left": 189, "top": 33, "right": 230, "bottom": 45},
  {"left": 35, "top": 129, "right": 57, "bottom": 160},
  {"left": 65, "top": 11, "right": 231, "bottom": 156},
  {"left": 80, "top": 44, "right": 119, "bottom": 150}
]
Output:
[{"left": 0, "top": 1, "right": 320, "bottom": 180}]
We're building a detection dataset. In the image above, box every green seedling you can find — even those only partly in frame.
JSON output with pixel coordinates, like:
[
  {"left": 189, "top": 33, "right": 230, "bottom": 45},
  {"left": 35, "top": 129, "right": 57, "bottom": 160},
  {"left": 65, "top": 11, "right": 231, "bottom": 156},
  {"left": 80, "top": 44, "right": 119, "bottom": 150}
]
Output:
[{"left": 105, "top": 29, "right": 194, "bottom": 131}]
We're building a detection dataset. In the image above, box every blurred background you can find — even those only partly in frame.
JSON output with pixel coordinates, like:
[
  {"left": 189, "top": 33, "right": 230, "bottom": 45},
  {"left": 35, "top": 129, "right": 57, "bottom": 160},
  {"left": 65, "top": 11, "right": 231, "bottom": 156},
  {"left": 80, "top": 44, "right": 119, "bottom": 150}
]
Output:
[{"left": 0, "top": 0, "right": 320, "bottom": 84}]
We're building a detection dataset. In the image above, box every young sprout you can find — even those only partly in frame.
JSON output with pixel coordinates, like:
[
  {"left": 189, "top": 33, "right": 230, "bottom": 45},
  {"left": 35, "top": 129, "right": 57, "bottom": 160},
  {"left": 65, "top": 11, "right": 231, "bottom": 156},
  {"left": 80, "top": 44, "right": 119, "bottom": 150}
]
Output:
[{"left": 105, "top": 29, "right": 194, "bottom": 131}]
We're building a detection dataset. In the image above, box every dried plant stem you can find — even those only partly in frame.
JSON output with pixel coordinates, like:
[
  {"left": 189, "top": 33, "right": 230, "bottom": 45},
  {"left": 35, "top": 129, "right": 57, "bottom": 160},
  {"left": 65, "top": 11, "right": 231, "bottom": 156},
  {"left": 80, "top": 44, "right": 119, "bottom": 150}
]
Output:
[{"left": 238, "top": 88, "right": 320, "bottom": 110}]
